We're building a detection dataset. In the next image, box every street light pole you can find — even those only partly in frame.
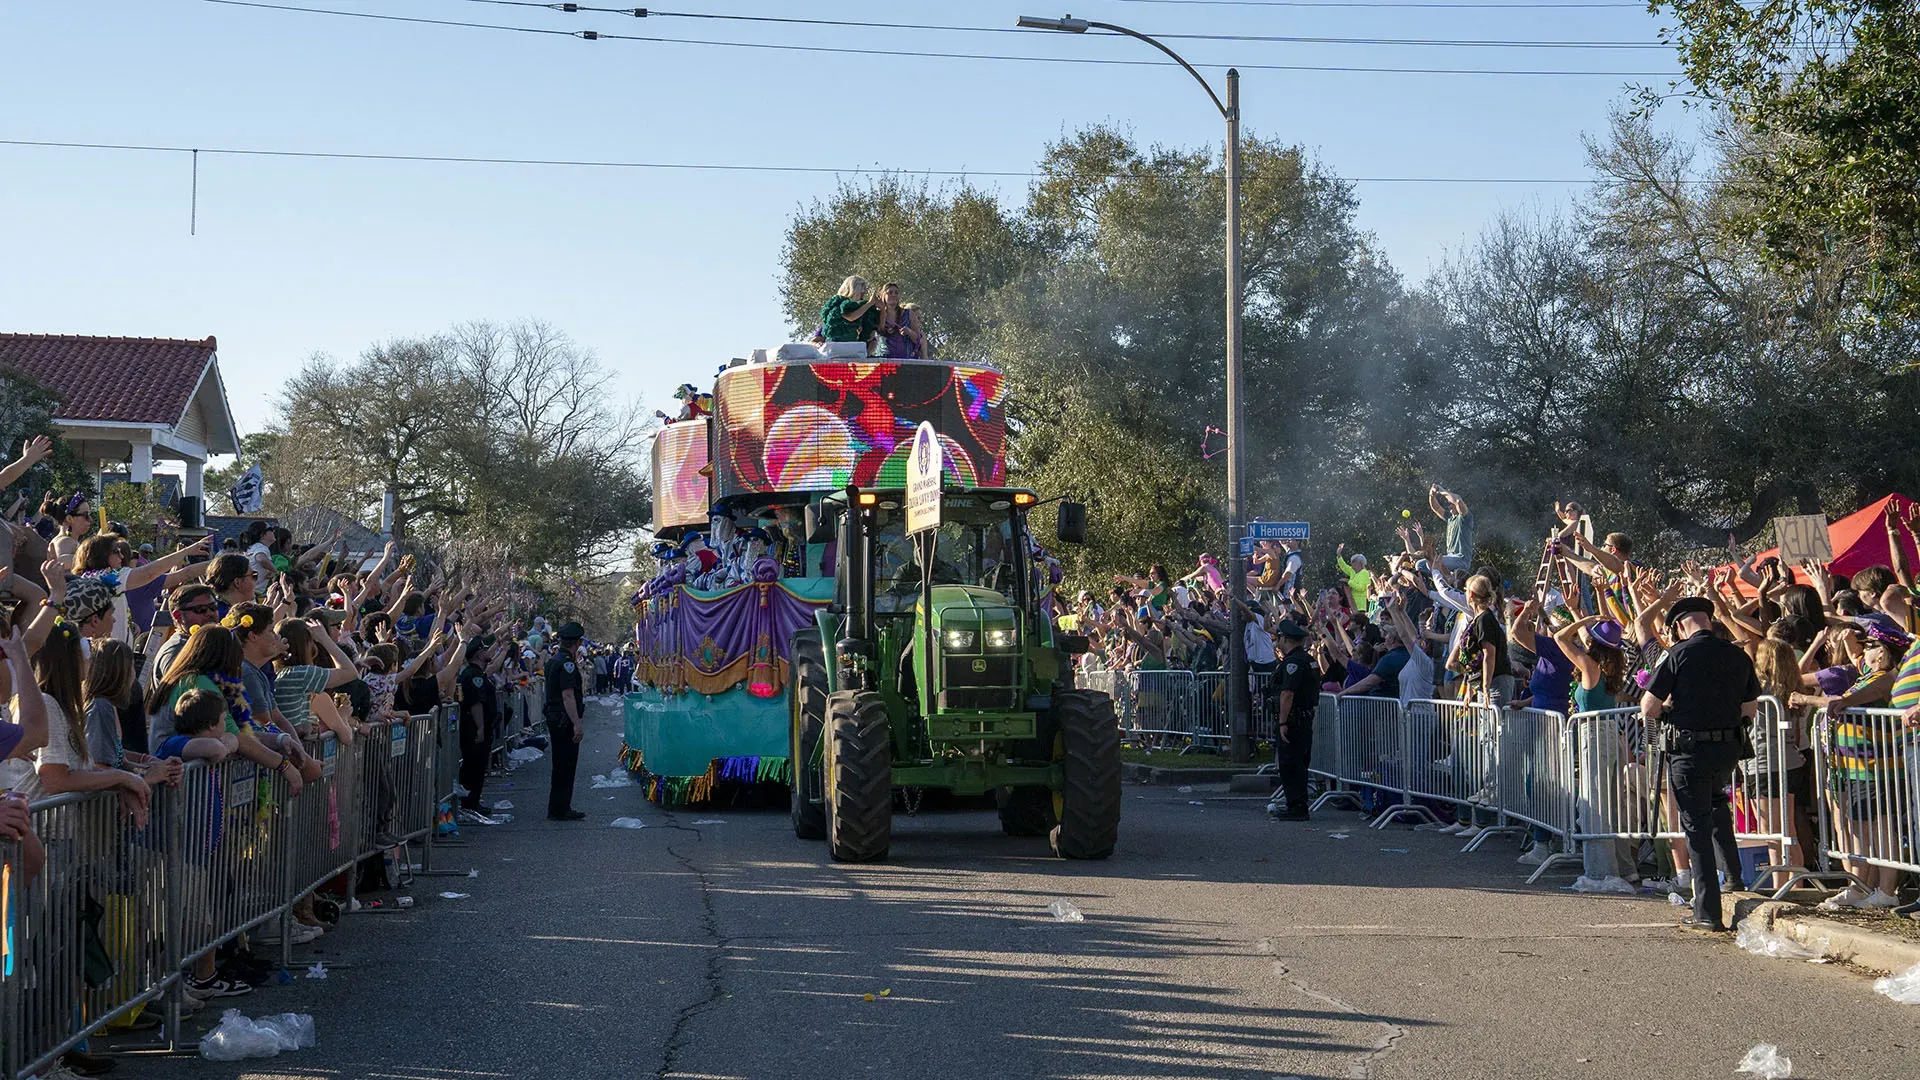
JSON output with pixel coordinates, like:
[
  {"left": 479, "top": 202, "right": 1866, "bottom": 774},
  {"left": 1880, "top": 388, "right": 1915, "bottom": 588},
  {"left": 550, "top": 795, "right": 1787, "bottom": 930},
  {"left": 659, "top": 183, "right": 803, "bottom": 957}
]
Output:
[{"left": 1018, "top": 16, "right": 1252, "bottom": 760}]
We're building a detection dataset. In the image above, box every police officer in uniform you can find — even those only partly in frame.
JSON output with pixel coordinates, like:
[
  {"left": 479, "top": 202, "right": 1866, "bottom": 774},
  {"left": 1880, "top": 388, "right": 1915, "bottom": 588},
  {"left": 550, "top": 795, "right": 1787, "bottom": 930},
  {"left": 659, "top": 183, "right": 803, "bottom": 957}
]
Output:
[
  {"left": 456, "top": 639, "right": 499, "bottom": 824},
  {"left": 1269, "top": 618, "right": 1321, "bottom": 821},
  {"left": 544, "top": 622, "right": 588, "bottom": 821},
  {"left": 1640, "top": 596, "right": 1759, "bottom": 931}
]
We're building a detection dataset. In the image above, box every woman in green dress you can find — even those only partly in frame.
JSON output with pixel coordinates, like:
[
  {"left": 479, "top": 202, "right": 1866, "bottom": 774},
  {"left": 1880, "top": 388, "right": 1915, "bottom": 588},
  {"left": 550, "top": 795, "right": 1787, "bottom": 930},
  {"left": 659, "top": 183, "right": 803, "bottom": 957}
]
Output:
[{"left": 820, "top": 275, "right": 880, "bottom": 348}]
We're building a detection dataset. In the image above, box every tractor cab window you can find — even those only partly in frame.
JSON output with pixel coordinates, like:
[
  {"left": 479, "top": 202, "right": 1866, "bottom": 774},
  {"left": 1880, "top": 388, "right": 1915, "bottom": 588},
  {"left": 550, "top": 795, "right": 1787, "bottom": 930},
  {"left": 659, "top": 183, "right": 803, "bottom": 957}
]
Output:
[{"left": 872, "top": 510, "right": 1022, "bottom": 613}]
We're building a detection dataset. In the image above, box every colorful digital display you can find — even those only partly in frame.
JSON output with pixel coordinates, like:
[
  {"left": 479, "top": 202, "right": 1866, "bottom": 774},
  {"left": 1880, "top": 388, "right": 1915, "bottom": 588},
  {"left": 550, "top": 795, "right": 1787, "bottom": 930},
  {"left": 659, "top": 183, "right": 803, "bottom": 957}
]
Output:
[
  {"left": 714, "top": 361, "right": 1007, "bottom": 497},
  {"left": 651, "top": 417, "right": 712, "bottom": 531}
]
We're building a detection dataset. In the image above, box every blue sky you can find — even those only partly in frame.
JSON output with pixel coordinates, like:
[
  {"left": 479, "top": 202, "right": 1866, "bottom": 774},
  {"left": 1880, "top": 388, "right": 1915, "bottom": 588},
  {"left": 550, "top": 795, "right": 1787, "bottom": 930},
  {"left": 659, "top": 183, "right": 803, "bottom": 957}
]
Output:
[{"left": 1, "top": 0, "right": 1692, "bottom": 438}]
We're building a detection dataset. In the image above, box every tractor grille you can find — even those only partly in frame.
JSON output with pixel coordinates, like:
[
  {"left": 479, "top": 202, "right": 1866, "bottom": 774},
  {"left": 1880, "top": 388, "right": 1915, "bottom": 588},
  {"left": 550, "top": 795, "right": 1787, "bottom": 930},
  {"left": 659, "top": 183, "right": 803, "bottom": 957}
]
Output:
[{"left": 941, "top": 654, "right": 1018, "bottom": 711}]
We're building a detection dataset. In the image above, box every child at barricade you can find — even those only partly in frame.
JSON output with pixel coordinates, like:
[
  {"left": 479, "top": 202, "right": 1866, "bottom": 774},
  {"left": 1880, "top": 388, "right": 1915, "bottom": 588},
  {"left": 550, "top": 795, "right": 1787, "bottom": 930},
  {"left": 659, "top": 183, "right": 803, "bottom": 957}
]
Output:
[{"left": 152, "top": 688, "right": 247, "bottom": 1003}]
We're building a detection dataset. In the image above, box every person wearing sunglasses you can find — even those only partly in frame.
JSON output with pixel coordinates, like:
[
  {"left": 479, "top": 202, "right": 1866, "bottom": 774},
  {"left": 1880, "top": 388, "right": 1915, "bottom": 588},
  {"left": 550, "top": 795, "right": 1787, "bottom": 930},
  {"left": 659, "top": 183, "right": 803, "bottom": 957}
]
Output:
[{"left": 147, "top": 583, "right": 224, "bottom": 696}]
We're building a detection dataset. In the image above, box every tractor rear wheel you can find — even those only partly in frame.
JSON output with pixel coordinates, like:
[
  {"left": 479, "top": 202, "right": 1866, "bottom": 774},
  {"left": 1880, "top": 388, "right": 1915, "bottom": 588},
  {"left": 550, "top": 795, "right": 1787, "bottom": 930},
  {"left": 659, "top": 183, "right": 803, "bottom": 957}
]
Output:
[
  {"left": 1050, "top": 690, "right": 1121, "bottom": 860},
  {"left": 788, "top": 631, "right": 828, "bottom": 840},
  {"left": 996, "top": 786, "right": 1055, "bottom": 837},
  {"left": 825, "top": 690, "right": 892, "bottom": 862}
]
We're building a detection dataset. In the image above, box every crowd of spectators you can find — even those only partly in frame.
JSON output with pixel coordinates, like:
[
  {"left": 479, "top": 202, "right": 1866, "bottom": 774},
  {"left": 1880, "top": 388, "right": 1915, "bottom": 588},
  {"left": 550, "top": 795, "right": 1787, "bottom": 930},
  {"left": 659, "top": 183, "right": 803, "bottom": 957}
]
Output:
[
  {"left": 1071, "top": 483, "right": 1919, "bottom": 916},
  {"left": 0, "top": 435, "right": 613, "bottom": 1078}
]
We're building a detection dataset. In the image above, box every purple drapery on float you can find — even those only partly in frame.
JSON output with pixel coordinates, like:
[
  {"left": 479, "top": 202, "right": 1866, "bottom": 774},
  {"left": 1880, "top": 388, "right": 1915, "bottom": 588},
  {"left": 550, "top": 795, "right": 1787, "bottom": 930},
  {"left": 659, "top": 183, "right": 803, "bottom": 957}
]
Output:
[{"left": 633, "top": 581, "right": 828, "bottom": 697}]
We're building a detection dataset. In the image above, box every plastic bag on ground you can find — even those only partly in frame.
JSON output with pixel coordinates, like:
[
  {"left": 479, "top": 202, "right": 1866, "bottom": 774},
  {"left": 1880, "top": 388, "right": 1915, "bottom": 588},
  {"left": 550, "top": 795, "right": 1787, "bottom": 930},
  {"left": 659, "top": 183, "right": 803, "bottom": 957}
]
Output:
[
  {"left": 1735, "top": 1044, "right": 1792, "bottom": 1079},
  {"left": 591, "top": 773, "right": 634, "bottom": 789},
  {"left": 609, "top": 817, "right": 647, "bottom": 829},
  {"left": 1046, "top": 899, "right": 1084, "bottom": 922},
  {"left": 1874, "top": 962, "right": 1920, "bottom": 1004},
  {"left": 200, "top": 1010, "right": 292, "bottom": 1060},
  {"left": 253, "top": 1013, "right": 317, "bottom": 1051},
  {"left": 1570, "top": 875, "right": 1636, "bottom": 895},
  {"left": 1735, "top": 917, "right": 1825, "bottom": 961}
]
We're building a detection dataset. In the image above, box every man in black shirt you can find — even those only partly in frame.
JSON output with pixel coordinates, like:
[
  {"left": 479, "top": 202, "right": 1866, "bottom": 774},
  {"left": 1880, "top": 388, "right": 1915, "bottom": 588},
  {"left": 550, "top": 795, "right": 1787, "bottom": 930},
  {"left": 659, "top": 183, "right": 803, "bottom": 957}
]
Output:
[
  {"left": 1641, "top": 596, "right": 1761, "bottom": 931},
  {"left": 456, "top": 639, "right": 499, "bottom": 824},
  {"left": 543, "top": 622, "right": 588, "bottom": 821},
  {"left": 1269, "top": 619, "right": 1321, "bottom": 821}
]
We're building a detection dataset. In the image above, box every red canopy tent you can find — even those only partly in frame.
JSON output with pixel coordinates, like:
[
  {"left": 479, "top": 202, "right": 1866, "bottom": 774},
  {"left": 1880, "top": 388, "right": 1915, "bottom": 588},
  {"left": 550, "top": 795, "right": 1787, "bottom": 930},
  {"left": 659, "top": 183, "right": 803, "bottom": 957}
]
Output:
[{"left": 1745, "top": 492, "right": 1918, "bottom": 583}]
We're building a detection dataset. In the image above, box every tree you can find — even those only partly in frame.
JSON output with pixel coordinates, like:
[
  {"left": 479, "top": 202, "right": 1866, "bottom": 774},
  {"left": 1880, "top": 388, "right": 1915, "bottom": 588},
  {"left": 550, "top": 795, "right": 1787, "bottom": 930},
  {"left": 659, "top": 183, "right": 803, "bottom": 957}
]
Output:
[
  {"left": 1429, "top": 111, "right": 1920, "bottom": 560},
  {"left": 1657, "top": 0, "right": 1920, "bottom": 315},
  {"left": 271, "top": 321, "right": 652, "bottom": 601},
  {"left": 0, "top": 367, "right": 93, "bottom": 513}
]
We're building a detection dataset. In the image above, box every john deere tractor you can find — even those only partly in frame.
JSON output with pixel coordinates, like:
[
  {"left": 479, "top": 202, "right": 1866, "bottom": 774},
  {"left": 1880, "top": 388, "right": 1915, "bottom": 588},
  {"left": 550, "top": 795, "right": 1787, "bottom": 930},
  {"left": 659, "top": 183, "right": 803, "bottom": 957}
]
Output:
[{"left": 787, "top": 487, "right": 1120, "bottom": 861}]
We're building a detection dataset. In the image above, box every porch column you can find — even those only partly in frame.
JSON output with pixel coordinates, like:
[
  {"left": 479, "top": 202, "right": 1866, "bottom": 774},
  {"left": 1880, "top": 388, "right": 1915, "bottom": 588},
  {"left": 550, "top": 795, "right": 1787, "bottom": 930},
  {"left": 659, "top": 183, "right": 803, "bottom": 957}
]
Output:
[{"left": 129, "top": 442, "right": 154, "bottom": 484}]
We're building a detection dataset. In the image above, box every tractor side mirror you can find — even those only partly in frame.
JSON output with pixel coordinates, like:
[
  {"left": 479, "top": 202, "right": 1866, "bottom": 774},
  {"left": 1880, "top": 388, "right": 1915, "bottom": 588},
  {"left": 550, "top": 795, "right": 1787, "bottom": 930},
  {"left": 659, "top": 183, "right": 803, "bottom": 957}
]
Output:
[
  {"left": 806, "top": 504, "right": 834, "bottom": 544},
  {"left": 1056, "top": 501, "right": 1088, "bottom": 545}
]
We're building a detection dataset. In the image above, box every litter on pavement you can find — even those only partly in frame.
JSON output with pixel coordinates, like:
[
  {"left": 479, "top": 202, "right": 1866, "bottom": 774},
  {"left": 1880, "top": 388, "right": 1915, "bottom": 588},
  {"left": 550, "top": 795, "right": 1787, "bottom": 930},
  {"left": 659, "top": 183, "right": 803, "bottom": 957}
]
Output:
[
  {"left": 1735, "top": 1044, "right": 1792, "bottom": 1079},
  {"left": 1875, "top": 962, "right": 1920, "bottom": 1004},
  {"left": 1045, "top": 899, "right": 1084, "bottom": 922},
  {"left": 609, "top": 817, "right": 648, "bottom": 829}
]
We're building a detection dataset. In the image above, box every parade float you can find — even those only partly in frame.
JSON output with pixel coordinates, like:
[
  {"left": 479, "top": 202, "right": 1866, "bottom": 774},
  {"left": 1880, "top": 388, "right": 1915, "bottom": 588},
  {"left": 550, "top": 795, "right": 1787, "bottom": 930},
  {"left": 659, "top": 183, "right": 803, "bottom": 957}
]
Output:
[{"left": 623, "top": 349, "right": 1027, "bottom": 805}]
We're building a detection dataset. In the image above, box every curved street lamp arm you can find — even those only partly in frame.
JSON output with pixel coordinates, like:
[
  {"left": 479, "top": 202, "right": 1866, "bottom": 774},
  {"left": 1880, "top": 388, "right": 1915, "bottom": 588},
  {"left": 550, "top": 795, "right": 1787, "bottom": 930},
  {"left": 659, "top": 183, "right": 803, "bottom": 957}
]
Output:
[{"left": 1086, "top": 20, "right": 1229, "bottom": 120}]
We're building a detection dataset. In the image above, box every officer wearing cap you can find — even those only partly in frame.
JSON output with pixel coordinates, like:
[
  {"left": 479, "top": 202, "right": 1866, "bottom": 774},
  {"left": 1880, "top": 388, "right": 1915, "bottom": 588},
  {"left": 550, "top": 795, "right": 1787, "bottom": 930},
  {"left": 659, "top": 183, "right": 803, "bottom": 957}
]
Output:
[
  {"left": 1641, "top": 595, "right": 1760, "bottom": 931},
  {"left": 1269, "top": 616, "right": 1321, "bottom": 821},
  {"left": 543, "top": 622, "right": 588, "bottom": 821}
]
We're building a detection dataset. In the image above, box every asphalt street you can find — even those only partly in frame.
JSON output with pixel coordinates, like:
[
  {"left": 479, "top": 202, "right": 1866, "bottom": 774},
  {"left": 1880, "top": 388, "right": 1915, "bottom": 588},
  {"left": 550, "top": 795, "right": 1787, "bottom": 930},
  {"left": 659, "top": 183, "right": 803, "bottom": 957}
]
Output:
[{"left": 141, "top": 698, "right": 1920, "bottom": 1080}]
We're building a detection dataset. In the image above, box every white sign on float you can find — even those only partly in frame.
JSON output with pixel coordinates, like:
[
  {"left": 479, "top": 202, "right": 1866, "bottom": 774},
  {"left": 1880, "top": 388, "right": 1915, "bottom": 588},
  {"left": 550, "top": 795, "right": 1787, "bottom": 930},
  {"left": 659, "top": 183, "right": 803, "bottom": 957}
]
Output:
[{"left": 906, "top": 421, "right": 942, "bottom": 536}]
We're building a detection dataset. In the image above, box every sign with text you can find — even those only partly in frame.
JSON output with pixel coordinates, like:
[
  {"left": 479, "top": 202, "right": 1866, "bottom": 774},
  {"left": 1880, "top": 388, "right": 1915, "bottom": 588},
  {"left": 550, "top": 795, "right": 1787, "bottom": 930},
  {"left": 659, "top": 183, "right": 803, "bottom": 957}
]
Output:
[
  {"left": 905, "top": 422, "right": 942, "bottom": 536},
  {"left": 1247, "top": 521, "right": 1310, "bottom": 542},
  {"left": 1773, "top": 514, "right": 1833, "bottom": 564}
]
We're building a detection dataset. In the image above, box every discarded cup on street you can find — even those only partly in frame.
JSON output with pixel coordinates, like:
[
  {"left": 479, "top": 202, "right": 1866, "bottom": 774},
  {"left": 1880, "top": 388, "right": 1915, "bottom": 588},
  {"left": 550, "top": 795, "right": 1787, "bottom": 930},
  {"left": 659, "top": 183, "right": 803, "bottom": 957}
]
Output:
[
  {"left": 1735, "top": 917, "right": 1826, "bottom": 961},
  {"left": 1734, "top": 1043, "right": 1792, "bottom": 1079},
  {"left": 396, "top": 896, "right": 414, "bottom": 908},
  {"left": 1045, "top": 899, "right": 1084, "bottom": 922}
]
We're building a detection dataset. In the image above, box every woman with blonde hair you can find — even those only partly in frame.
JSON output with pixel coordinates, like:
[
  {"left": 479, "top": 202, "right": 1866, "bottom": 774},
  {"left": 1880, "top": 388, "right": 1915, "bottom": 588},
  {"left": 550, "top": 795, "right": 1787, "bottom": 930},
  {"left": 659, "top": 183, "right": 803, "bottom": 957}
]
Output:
[
  {"left": 874, "top": 283, "right": 925, "bottom": 359},
  {"left": 820, "top": 275, "right": 880, "bottom": 347}
]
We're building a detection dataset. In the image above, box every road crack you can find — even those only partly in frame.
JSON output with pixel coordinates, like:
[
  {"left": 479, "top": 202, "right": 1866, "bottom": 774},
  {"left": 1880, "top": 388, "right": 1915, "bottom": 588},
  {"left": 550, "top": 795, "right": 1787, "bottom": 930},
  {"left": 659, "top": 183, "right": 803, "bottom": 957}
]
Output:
[
  {"left": 654, "top": 810, "right": 732, "bottom": 1080},
  {"left": 1259, "top": 939, "right": 1408, "bottom": 1080}
]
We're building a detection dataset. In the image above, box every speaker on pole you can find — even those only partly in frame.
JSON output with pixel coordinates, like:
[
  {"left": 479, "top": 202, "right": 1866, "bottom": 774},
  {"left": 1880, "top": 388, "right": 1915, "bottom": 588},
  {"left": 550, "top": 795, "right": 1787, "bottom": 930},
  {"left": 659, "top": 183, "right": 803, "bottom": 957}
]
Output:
[{"left": 176, "top": 495, "right": 204, "bottom": 530}]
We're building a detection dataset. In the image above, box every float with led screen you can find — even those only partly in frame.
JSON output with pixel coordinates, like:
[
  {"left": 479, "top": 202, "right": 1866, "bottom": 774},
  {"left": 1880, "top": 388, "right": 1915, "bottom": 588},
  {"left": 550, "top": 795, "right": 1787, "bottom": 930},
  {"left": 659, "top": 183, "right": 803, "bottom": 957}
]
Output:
[
  {"left": 650, "top": 416, "right": 712, "bottom": 533},
  {"left": 714, "top": 360, "right": 1006, "bottom": 497}
]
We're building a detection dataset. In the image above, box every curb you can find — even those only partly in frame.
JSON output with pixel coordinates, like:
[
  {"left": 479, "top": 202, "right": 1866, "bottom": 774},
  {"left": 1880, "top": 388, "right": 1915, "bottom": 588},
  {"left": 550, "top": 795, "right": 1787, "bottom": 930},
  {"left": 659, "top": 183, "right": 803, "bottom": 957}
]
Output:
[
  {"left": 1721, "top": 892, "right": 1920, "bottom": 974},
  {"left": 1122, "top": 762, "right": 1268, "bottom": 786}
]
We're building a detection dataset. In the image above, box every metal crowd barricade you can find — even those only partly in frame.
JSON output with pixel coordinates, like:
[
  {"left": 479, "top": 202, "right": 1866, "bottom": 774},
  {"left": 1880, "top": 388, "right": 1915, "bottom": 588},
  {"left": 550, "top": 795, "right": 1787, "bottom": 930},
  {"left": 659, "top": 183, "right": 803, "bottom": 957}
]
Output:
[
  {"left": 1728, "top": 695, "right": 1832, "bottom": 896},
  {"left": 1401, "top": 699, "right": 1497, "bottom": 823},
  {"left": 1188, "top": 671, "right": 1230, "bottom": 750},
  {"left": 1568, "top": 706, "right": 1678, "bottom": 863},
  {"left": 4, "top": 786, "right": 177, "bottom": 1080},
  {"left": 1813, "top": 706, "right": 1918, "bottom": 891},
  {"left": 0, "top": 709, "right": 454, "bottom": 1079},
  {"left": 1309, "top": 695, "right": 1436, "bottom": 828},
  {"left": 1128, "top": 670, "right": 1196, "bottom": 748},
  {"left": 1492, "top": 709, "right": 1580, "bottom": 882}
]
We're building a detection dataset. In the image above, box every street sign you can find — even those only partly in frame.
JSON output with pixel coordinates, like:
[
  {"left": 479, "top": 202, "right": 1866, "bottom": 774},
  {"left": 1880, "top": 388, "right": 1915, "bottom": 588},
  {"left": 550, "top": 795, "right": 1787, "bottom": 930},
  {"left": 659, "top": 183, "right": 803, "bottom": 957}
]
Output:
[
  {"left": 1246, "top": 521, "right": 1310, "bottom": 541},
  {"left": 906, "top": 421, "right": 942, "bottom": 536}
]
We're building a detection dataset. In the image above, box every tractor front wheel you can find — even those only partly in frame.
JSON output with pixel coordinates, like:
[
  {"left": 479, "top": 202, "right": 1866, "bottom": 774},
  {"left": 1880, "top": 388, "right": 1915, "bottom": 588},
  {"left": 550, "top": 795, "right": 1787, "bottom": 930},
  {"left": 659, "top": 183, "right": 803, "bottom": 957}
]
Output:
[
  {"left": 825, "top": 690, "right": 893, "bottom": 862},
  {"left": 1050, "top": 690, "right": 1121, "bottom": 860}
]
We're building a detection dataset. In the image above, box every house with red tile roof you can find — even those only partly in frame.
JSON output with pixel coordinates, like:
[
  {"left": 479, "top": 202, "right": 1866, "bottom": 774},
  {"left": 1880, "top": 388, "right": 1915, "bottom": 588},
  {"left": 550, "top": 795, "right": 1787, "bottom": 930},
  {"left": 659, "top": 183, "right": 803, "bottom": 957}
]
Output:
[{"left": 0, "top": 333, "right": 241, "bottom": 517}]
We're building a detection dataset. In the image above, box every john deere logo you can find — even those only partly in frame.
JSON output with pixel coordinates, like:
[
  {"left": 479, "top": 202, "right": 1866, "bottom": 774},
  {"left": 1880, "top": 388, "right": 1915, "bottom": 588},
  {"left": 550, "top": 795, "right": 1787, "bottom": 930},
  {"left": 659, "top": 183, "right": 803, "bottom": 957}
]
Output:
[{"left": 971, "top": 659, "right": 988, "bottom": 673}]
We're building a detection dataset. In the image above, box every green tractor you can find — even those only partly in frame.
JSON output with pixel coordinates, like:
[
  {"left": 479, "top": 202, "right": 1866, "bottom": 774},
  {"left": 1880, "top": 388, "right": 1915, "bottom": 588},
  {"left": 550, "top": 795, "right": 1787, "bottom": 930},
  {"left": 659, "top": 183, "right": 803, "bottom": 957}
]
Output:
[{"left": 787, "top": 486, "right": 1120, "bottom": 861}]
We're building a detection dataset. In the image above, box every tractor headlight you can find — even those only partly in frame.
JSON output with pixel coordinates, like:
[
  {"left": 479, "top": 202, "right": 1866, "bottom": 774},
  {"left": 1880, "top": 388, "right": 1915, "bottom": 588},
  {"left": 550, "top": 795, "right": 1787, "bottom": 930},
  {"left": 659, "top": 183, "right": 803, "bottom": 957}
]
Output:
[
  {"left": 943, "top": 629, "right": 977, "bottom": 650},
  {"left": 985, "top": 628, "right": 1017, "bottom": 650}
]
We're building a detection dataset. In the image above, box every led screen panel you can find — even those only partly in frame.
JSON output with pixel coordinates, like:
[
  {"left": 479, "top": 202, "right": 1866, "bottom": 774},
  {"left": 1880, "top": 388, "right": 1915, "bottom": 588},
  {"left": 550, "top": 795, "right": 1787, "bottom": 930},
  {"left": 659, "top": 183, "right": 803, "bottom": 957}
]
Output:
[
  {"left": 714, "top": 361, "right": 1006, "bottom": 497},
  {"left": 651, "top": 417, "right": 712, "bottom": 530}
]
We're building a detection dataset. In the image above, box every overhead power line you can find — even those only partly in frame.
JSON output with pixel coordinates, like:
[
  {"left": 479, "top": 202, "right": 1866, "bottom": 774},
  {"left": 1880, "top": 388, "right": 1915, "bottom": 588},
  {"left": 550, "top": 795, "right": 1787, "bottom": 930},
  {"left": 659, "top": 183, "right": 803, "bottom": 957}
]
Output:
[
  {"left": 436, "top": 0, "right": 1686, "bottom": 49},
  {"left": 1, "top": 137, "right": 1646, "bottom": 185},
  {"left": 191, "top": 1, "right": 1686, "bottom": 76}
]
